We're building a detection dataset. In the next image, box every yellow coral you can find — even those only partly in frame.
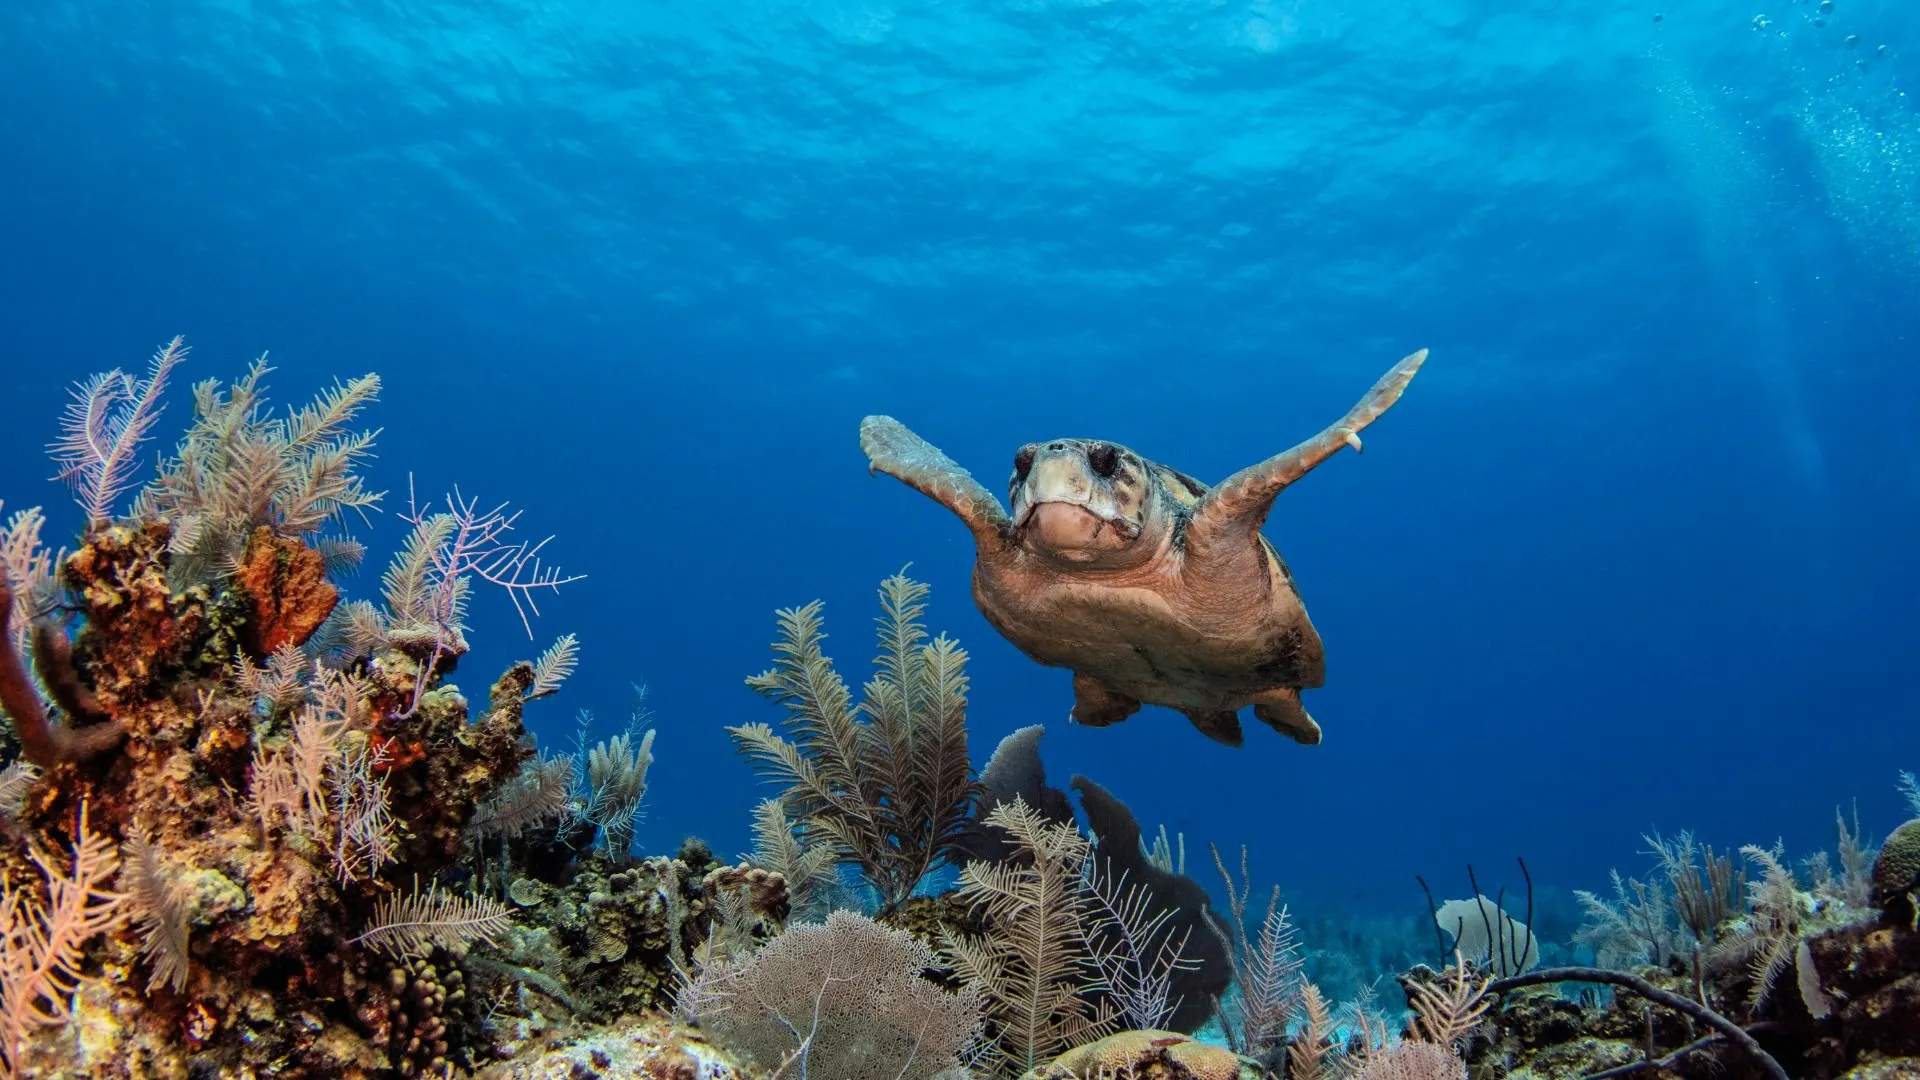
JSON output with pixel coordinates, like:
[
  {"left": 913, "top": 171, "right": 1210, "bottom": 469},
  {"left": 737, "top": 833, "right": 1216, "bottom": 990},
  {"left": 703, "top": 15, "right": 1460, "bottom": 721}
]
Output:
[{"left": 1023, "top": 1030, "right": 1255, "bottom": 1080}]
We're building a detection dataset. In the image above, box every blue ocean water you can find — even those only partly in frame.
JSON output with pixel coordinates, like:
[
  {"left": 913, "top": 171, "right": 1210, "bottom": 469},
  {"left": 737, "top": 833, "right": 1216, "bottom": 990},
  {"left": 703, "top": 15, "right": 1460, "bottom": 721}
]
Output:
[{"left": 1, "top": 0, "right": 1915, "bottom": 940}]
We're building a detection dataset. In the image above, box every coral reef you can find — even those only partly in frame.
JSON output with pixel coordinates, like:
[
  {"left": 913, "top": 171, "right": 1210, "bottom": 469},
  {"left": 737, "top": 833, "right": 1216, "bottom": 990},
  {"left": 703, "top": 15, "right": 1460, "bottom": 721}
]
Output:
[
  {"left": 0, "top": 345, "right": 583, "bottom": 1078},
  {"left": 1466, "top": 808, "right": 1920, "bottom": 1080},
  {"left": 474, "top": 1013, "right": 751, "bottom": 1080},
  {"left": 481, "top": 850, "right": 789, "bottom": 1023},
  {"left": 0, "top": 341, "right": 1913, "bottom": 1080}
]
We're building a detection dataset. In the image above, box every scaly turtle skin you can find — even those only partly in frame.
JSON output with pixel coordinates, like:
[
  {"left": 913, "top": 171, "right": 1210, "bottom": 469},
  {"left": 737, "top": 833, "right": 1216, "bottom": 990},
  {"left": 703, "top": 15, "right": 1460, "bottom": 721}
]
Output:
[{"left": 859, "top": 349, "right": 1427, "bottom": 748}]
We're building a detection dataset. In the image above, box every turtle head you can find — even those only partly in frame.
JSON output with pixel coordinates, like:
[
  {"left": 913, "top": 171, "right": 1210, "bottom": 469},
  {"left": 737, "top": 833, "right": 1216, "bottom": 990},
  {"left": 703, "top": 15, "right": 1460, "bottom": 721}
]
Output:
[{"left": 1007, "top": 438, "right": 1166, "bottom": 565}]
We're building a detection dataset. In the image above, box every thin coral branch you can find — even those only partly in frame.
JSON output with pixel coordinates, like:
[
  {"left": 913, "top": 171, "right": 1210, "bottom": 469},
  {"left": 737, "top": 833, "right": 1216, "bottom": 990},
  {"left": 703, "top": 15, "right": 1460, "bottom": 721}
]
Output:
[
  {"left": 1900, "top": 770, "right": 1920, "bottom": 816},
  {"left": 1206, "top": 843, "right": 1301, "bottom": 1058},
  {"left": 1080, "top": 854, "right": 1198, "bottom": 1030},
  {"left": 1486, "top": 967, "right": 1789, "bottom": 1080},
  {"left": 123, "top": 831, "right": 192, "bottom": 993},
  {"left": 1404, "top": 953, "right": 1492, "bottom": 1049},
  {"left": 50, "top": 337, "right": 187, "bottom": 527},
  {"left": 730, "top": 573, "right": 977, "bottom": 915},
  {"left": 350, "top": 880, "right": 513, "bottom": 959},
  {"left": 1288, "top": 982, "right": 1333, "bottom": 1080},
  {"left": 470, "top": 751, "right": 577, "bottom": 840},
  {"left": 415, "top": 483, "right": 585, "bottom": 639},
  {"left": 0, "top": 764, "right": 37, "bottom": 821},
  {"left": 0, "top": 506, "right": 60, "bottom": 661},
  {"left": 384, "top": 479, "right": 582, "bottom": 719},
  {"left": 525, "top": 633, "right": 578, "bottom": 700}
]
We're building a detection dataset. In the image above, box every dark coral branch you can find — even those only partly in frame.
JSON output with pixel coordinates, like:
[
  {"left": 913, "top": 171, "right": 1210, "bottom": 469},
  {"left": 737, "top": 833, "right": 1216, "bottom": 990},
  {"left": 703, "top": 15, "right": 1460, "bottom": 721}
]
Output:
[
  {"left": 0, "top": 578, "right": 124, "bottom": 768},
  {"left": 1487, "top": 966, "right": 1789, "bottom": 1080},
  {"left": 1581, "top": 1022, "right": 1779, "bottom": 1080},
  {"left": 30, "top": 619, "right": 110, "bottom": 724}
]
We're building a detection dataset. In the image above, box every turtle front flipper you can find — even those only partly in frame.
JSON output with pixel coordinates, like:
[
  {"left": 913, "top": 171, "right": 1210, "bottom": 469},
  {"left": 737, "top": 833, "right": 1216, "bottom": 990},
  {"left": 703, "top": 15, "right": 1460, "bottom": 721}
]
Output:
[
  {"left": 1252, "top": 687, "right": 1322, "bottom": 745},
  {"left": 1187, "top": 349, "right": 1427, "bottom": 551},
  {"left": 860, "top": 416, "right": 1012, "bottom": 547}
]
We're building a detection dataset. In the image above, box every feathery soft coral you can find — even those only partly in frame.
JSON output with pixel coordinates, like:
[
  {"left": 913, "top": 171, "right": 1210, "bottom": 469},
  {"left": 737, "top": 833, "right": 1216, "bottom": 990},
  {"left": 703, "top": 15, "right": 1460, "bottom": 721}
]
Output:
[
  {"left": 49, "top": 336, "right": 186, "bottom": 528},
  {"left": 0, "top": 804, "right": 127, "bottom": 1079}
]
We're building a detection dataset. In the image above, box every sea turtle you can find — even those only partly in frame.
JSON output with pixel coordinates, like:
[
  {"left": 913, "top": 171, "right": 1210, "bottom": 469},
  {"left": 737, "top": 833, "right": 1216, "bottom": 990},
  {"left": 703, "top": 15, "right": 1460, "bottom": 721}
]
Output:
[{"left": 858, "top": 349, "right": 1427, "bottom": 747}]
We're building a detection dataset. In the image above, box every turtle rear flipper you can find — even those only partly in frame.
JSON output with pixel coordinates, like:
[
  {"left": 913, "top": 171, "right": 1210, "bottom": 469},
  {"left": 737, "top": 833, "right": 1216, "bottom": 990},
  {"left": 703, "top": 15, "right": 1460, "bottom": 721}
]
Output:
[
  {"left": 1187, "top": 349, "right": 1427, "bottom": 552},
  {"left": 1069, "top": 673, "right": 1141, "bottom": 728},
  {"left": 1252, "top": 688, "right": 1323, "bottom": 745},
  {"left": 1182, "top": 709, "right": 1246, "bottom": 748},
  {"left": 860, "top": 415, "right": 1012, "bottom": 547}
]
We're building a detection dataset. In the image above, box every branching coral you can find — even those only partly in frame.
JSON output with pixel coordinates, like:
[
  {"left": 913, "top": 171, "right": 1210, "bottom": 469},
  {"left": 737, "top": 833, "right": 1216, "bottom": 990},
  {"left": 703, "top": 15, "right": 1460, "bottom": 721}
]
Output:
[
  {"left": 583, "top": 728, "right": 655, "bottom": 864},
  {"left": 0, "top": 505, "right": 60, "bottom": 661},
  {"left": 745, "top": 798, "right": 839, "bottom": 923},
  {"left": 376, "top": 484, "right": 584, "bottom": 718},
  {"left": 729, "top": 571, "right": 978, "bottom": 914},
  {"left": 1205, "top": 843, "right": 1304, "bottom": 1062},
  {"left": 351, "top": 880, "right": 515, "bottom": 959},
  {"left": 469, "top": 750, "right": 577, "bottom": 841},
  {"left": 946, "top": 797, "right": 1119, "bottom": 1077},
  {"left": 1643, "top": 829, "right": 1745, "bottom": 947},
  {"left": 50, "top": 337, "right": 187, "bottom": 530}
]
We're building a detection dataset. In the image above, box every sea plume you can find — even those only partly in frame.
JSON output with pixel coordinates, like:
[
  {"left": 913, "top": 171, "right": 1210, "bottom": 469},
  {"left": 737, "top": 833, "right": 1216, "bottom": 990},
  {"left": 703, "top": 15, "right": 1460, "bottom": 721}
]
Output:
[
  {"left": 50, "top": 337, "right": 186, "bottom": 528},
  {"left": 0, "top": 804, "right": 128, "bottom": 1079},
  {"left": 350, "top": 880, "right": 512, "bottom": 959}
]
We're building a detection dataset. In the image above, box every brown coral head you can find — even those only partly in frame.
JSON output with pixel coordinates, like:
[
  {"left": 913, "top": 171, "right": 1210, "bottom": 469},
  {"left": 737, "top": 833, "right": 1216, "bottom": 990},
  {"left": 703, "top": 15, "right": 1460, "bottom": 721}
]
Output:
[
  {"left": 1036, "top": 1029, "right": 1252, "bottom": 1080},
  {"left": 1872, "top": 819, "right": 1920, "bottom": 922},
  {"left": 235, "top": 527, "right": 338, "bottom": 655},
  {"left": 705, "top": 863, "right": 791, "bottom": 925}
]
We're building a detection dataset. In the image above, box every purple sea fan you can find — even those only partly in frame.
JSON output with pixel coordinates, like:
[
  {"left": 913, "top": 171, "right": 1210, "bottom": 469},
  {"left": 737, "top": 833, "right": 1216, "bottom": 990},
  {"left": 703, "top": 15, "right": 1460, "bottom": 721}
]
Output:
[{"left": 49, "top": 337, "right": 187, "bottom": 527}]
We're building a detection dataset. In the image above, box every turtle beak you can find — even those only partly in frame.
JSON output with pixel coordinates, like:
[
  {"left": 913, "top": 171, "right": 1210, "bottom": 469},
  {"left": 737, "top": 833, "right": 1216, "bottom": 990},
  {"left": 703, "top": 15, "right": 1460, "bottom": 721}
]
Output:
[
  {"left": 1012, "top": 500, "right": 1140, "bottom": 540},
  {"left": 1009, "top": 447, "right": 1146, "bottom": 555}
]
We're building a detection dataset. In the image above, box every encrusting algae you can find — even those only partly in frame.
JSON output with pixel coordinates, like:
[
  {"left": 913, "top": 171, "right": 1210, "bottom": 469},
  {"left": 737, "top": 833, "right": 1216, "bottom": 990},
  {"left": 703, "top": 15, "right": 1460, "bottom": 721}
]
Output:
[{"left": 0, "top": 337, "right": 1914, "bottom": 1080}]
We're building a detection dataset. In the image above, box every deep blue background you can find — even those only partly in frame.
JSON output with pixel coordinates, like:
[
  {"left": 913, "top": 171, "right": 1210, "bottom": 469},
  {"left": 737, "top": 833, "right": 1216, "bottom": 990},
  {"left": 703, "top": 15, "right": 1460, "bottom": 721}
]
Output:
[{"left": 2, "top": 0, "right": 1916, "bottom": 923}]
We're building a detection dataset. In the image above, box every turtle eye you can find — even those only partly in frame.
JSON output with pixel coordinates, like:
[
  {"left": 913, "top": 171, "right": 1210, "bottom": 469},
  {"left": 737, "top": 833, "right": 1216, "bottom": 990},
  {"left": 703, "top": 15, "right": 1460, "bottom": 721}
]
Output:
[
  {"left": 1088, "top": 444, "right": 1119, "bottom": 478},
  {"left": 1012, "top": 447, "right": 1036, "bottom": 481}
]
